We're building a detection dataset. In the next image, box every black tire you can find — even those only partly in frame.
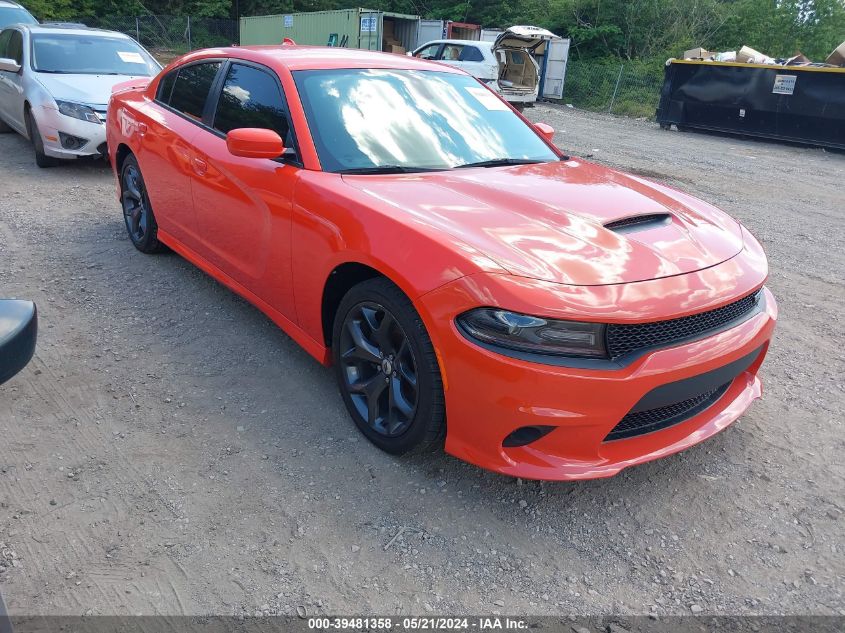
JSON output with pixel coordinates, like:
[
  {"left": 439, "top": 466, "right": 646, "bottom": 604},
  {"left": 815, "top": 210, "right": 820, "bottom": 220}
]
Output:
[
  {"left": 25, "top": 111, "right": 59, "bottom": 168},
  {"left": 332, "top": 278, "right": 445, "bottom": 455},
  {"left": 512, "top": 103, "right": 526, "bottom": 113},
  {"left": 120, "top": 154, "right": 164, "bottom": 254},
  {"left": 659, "top": 122, "right": 671, "bottom": 130}
]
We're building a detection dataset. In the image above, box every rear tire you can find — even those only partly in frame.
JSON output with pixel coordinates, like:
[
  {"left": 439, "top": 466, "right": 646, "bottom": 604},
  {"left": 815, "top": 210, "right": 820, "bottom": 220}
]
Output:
[
  {"left": 25, "top": 111, "right": 59, "bottom": 168},
  {"left": 512, "top": 103, "right": 526, "bottom": 113},
  {"left": 332, "top": 278, "right": 445, "bottom": 455},
  {"left": 120, "top": 154, "right": 164, "bottom": 254}
]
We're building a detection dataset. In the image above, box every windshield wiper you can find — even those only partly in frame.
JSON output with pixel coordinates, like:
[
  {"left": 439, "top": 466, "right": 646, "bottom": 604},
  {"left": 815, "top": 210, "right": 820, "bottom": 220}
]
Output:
[
  {"left": 337, "top": 165, "right": 445, "bottom": 175},
  {"left": 455, "top": 158, "right": 546, "bottom": 169}
]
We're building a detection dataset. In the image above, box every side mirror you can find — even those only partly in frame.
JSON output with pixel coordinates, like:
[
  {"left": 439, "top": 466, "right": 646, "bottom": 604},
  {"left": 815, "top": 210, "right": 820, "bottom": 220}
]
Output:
[
  {"left": 226, "top": 128, "right": 284, "bottom": 159},
  {"left": 0, "top": 300, "right": 37, "bottom": 386},
  {"left": 534, "top": 122, "right": 555, "bottom": 142},
  {"left": 0, "top": 58, "right": 22, "bottom": 73}
]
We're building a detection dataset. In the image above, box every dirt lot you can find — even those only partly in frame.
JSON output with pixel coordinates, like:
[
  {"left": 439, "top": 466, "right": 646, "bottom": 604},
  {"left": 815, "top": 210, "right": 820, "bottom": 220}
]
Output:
[{"left": 0, "top": 105, "right": 843, "bottom": 618}]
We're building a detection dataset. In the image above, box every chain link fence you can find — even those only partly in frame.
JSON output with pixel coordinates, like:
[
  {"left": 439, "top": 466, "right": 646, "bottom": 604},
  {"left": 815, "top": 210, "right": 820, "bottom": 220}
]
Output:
[
  {"left": 67, "top": 15, "right": 237, "bottom": 64},
  {"left": 560, "top": 59, "right": 665, "bottom": 119}
]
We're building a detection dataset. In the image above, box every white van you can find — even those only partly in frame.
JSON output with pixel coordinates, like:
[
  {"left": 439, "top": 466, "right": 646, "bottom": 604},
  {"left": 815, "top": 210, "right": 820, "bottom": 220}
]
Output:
[{"left": 411, "top": 25, "right": 558, "bottom": 110}]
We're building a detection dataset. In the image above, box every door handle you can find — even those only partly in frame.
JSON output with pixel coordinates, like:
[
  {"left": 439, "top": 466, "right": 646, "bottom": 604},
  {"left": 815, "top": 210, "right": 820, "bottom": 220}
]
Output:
[{"left": 192, "top": 157, "right": 208, "bottom": 176}]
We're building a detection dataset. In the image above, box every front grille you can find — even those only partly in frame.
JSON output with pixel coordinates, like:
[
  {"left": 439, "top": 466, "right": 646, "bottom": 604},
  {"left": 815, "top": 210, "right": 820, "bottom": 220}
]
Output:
[
  {"left": 606, "top": 290, "right": 761, "bottom": 359},
  {"left": 605, "top": 381, "right": 731, "bottom": 441}
]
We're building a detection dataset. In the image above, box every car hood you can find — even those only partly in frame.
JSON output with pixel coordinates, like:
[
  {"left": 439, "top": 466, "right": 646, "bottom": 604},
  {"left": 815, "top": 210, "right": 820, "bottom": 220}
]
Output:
[
  {"left": 341, "top": 160, "right": 744, "bottom": 286},
  {"left": 35, "top": 73, "right": 150, "bottom": 107}
]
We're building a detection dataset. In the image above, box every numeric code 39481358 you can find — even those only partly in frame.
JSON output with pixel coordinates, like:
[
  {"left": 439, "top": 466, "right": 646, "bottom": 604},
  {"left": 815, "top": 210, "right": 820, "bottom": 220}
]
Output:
[{"left": 307, "top": 617, "right": 472, "bottom": 630}]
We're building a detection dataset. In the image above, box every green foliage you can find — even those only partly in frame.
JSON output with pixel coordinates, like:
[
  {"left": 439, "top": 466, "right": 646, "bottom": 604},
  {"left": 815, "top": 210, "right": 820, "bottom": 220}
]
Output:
[{"left": 18, "top": 0, "right": 845, "bottom": 62}]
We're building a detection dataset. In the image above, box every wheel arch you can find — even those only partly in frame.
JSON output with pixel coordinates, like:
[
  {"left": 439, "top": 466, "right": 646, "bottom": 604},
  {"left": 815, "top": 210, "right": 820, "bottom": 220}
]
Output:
[
  {"left": 321, "top": 262, "right": 388, "bottom": 347},
  {"left": 114, "top": 143, "right": 133, "bottom": 174}
]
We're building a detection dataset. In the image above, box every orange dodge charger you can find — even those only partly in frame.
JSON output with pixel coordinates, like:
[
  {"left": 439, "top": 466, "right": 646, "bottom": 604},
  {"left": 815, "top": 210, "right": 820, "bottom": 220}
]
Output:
[{"left": 107, "top": 45, "right": 777, "bottom": 480}]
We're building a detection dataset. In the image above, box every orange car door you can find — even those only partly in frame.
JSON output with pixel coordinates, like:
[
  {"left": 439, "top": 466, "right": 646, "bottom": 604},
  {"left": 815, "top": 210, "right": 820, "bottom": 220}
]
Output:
[
  {"left": 189, "top": 61, "right": 299, "bottom": 318},
  {"left": 138, "top": 61, "right": 222, "bottom": 250}
]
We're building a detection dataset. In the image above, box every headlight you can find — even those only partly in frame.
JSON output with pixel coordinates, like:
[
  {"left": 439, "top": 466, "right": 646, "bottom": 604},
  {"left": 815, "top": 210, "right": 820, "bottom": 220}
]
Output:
[
  {"left": 458, "top": 308, "right": 608, "bottom": 358},
  {"left": 56, "top": 100, "right": 101, "bottom": 124}
]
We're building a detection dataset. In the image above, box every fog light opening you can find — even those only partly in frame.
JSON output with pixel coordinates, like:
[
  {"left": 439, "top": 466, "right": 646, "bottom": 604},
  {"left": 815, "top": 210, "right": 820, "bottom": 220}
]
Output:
[
  {"left": 58, "top": 132, "right": 88, "bottom": 150},
  {"left": 502, "top": 425, "right": 556, "bottom": 448}
]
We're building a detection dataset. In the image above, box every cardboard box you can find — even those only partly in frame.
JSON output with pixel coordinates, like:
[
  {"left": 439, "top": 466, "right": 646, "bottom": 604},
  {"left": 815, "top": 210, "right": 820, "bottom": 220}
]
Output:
[
  {"left": 826, "top": 40, "right": 845, "bottom": 67},
  {"left": 386, "top": 44, "right": 406, "bottom": 55},
  {"left": 737, "top": 45, "right": 769, "bottom": 64},
  {"left": 683, "top": 47, "right": 713, "bottom": 60}
]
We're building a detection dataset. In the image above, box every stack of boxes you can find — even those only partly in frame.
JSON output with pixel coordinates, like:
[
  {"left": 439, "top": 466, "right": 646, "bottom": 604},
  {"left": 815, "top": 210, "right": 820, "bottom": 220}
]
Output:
[{"left": 382, "top": 20, "right": 405, "bottom": 55}]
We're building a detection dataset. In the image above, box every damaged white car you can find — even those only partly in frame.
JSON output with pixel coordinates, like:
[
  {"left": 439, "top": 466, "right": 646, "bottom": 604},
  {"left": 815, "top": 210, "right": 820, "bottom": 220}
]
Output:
[{"left": 411, "top": 25, "right": 557, "bottom": 110}]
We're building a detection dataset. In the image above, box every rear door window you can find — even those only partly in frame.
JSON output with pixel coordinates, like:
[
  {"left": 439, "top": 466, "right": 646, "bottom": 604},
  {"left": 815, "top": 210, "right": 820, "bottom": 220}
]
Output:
[
  {"left": 168, "top": 62, "right": 221, "bottom": 121},
  {"left": 156, "top": 69, "right": 177, "bottom": 104},
  {"left": 459, "top": 46, "right": 484, "bottom": 62},
  {"left": 441, "top": 44, "right": 463, "bottom": 61},
  {"left": 212, "top": 63, "right": 290, "bottom": 143}
]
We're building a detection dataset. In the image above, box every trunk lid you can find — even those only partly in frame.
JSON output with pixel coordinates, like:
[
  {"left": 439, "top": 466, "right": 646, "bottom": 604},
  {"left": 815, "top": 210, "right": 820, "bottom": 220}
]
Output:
[{"left": 493, "top": 25, "right": 558, "bottom": 54}]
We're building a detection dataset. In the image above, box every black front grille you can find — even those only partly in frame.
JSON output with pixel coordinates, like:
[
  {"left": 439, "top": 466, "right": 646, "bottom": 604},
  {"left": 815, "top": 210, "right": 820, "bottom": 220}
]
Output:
[
  {"left": 606, "top": 290, "right": 761, "bottom": 359},
  {"left": 605, "top": 381, "right": 731, "bottom": 441}
]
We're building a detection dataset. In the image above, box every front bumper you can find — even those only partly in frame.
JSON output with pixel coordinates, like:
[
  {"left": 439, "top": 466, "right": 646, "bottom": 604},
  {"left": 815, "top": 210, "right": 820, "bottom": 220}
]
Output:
[
  {"left": 31, "top": 105, "right": 107, "bottom": 159},
  {"left": 417, "top": 246, "right": 777, "bottom": 481}
]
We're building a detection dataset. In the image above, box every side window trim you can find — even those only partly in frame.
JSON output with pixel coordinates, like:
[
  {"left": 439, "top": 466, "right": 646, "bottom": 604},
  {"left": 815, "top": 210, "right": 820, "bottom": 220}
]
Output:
[
  {"left": 203, "top": 58, "right": 231, "bottom": 127},
  {"left": 206, "top": 58, "right": 303, "bottom": 168}
]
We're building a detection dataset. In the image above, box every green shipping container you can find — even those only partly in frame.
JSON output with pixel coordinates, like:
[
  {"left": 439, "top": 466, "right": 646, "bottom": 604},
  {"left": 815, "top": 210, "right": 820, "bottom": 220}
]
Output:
[{"left": 240, "top": 8, "right": 420, "bottom": 53}]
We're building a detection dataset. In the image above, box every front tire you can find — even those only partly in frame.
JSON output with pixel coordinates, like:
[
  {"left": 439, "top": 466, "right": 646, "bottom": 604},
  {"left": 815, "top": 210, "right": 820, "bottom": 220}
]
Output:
[
  {"left": 332, "top": 278, "right": 445, "bottom": 455},
  {"left": 25, "top": 111, "right": 59, "bottom": 168},
  {"left": 120, "top": 154, "right": 164, "bottom": 253}
]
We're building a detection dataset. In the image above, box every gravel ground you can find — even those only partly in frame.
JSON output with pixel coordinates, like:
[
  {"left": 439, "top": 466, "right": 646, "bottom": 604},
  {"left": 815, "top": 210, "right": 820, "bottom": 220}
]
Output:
[{"left": 0, "top": 105, "right": 843, "bottom": 617}]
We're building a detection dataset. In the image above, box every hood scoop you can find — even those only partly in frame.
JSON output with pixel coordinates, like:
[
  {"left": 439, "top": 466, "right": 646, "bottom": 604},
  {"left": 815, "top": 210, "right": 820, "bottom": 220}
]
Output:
[{"left": 605, "top": 213, "right": 672, "bottom": 234}]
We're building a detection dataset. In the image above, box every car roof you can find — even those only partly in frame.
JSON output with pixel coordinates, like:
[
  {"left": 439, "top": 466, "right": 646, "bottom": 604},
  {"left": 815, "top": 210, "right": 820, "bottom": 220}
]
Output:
[
  {"left": 176, "top": 45, "right": 469, "bottom": 73},
  {"left": 21, "top": 23, "right": 132, "bottom": 38},
  {"left": 424, "top": 39, "right": 492, "bottom": 48},
  {"left": 0, "top": 1, "right": 28, "bottom": 6}
]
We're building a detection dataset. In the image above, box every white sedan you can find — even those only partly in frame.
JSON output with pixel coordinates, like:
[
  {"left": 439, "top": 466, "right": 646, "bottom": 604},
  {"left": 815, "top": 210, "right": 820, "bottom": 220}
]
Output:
[
  {"left": 0, "top": 23, "right": 160, "bottom": 167},
  {"left": 411, "top": 26, "right": 557, "bottom": 110}
]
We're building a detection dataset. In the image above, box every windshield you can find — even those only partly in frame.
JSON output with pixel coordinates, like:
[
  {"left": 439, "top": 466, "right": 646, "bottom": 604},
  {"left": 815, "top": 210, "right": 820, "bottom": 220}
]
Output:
[
  {"left": 31, "top": 33, "right": 159, "bottom": 76},
  {"left": 293, "top": 69, "right": 558, "bottom": 173},
  {"left": 0, "top": 7, "right": 37, "bottom": 28}
]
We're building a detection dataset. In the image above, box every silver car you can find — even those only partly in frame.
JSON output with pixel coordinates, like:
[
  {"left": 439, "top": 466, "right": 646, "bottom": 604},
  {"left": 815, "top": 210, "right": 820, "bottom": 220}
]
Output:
[
  {"left": 0, "top": 23, "right": 160, "bottom": 167},
  {"left": 411, "top": 26, "right": 558, "bottom": 111},
  {"left": 0, "top": 1, "right": 36, "bottom": 30}
]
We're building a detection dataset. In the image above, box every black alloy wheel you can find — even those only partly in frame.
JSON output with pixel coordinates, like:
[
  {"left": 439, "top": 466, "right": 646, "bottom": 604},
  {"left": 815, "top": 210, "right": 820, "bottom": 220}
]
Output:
[
  {"left": 333, "top": 278, "right": 445, "bottom": 455},
  {"left": 339, "top": 300, "right": 419, "bottom": 437},
  {"left": 120, "top": 155, "right": 163, "bottom": 253}
]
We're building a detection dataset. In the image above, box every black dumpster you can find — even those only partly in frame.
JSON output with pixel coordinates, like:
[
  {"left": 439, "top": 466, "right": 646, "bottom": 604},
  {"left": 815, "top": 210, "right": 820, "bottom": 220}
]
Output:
[{"left": 656, "top": 60, "right": 845, "bottom": 150}]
